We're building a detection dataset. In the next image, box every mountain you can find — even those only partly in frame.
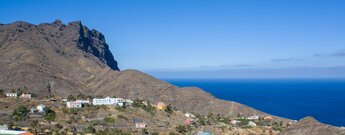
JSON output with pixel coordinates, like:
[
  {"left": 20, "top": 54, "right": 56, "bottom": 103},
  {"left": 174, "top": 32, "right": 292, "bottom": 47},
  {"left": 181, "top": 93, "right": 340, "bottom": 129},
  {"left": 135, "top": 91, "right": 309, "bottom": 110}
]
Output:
[
  {"left": 279, "top": 117, "right": 345, "bottom": 135},
  {"left": 0, "top": 20, "right": 288, "bottom": 120}
]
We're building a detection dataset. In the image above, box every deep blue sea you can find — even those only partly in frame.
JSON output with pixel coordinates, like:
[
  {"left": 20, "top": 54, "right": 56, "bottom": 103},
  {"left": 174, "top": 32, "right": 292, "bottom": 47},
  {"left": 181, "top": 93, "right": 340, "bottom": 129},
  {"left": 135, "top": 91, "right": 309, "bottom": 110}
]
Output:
[{"left": 164, "top": 79, "right": 345, "bottom": 126}]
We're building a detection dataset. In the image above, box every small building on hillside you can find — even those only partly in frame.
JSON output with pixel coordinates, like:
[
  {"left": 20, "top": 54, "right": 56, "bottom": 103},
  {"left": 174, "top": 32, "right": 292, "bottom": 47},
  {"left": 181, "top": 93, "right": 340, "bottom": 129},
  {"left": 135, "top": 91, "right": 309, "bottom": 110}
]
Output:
[
  {"left": 76, "top": 99, "right": 90, "bottom": 104},
  {"left": 185, "top": 112, "right": 195, "bottom": 118},
  {"left": 66, "top": 101, "right": 82, "bottom": 108},
  {"left": 132, "top": 118, "right": 146, "bottom": 128},
  {"left": 185, "top": 118, "right": 195, "bottom": 125},
  {"left": 192, "top": 131, "right": 212, "bottom": 135},
  {"left": 156, "top": 102, "right": 167, "bottom": 110},
  {"left": 247, "top": 115, "right": 259, "bottom": 120},
  {"left": 248, "top": 121, "right": 257, "bottom": 127},
  {"left": 92, "top": 97, "right": 125, "bottom": 106},
  {"left": 37, "top": 104, "right": 46, "bottom": 113},
  {"left": 142, "top": 101, "right": 148, "bottom": 106},
  {"left": 62, "top": 99, "right": 68, "bottom": 102},
  {"left": 264, "top": 116, "right": 273, "bottom": 121},
  {"left": 0, "top": 129, "right": 33, "bottom": 135},
  {"left": 231, "top": 120, "right": 240, "bottom": 125},
  {"left": 20, "top": 93, "right": 31, "bottom": 99},
  {"left": 0, "top": 124, "right": 8, "bottom": 130},
  {"left": 93, "top": 97, "right": 116, "bottom": 105},
  {"left": 30, "top": 108, "right": 37, "bottom": 113},
  {"left": 124, "top": 99, "right": 133, "bottom": 106},
  {"left": 6, "top": 93, "right": 17, "bottom": 97},
  {"left": 115, "top": 98, "right": 124, "bottom": 107}
]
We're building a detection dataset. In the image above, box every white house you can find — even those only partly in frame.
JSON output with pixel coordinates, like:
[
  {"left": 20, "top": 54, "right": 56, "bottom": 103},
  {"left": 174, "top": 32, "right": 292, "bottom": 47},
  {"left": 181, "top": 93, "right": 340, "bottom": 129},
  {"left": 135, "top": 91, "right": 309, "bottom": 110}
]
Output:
[
  {"left": 185, "top": 112, "right": 195, "bottom": 118},
  {"left": 142, "top": 101, "right": 148, "bottom": 106},
  {"left": 93, "top": 97, "right": 115, "bottom": 105},
  {"left": 115, "top": 98, "right": 124, "bottom": 107},
  {"left": 92, "top": 97, "right": 124, "bottom": 106},
  {"left": 5, "top": 93, "right": 17, "bottom": 97},
  {"left": 248, "top": 121, "right": 257, "bottom": 127},
  {"left": 66, "top": 101, "right": 82, "bottom": 108},
  {"left": 247, "top": 115, "right": 260, "bottom": 120},
  {"left": 62, "top": 99, "right": 68, "bottom": 102},
  {"left": 30, "top": 108, "right": 37, "bottom": 113},
  {"left": 0, "top": 129, "right": 31, "bottom": 135},
  {"left": 0, "top": 124, "right": 8, "bottom": 130},
  {"left": 133, "top": 118, "right": 146, "bottom": 128},
  {"left": 37, "top": 104, "right": 46, "bottom": 113},
  {"left": 76, "top": 99, "right": 90, "bottom": 104},
  {"left": 231, "top": 120, "right": 240, "bottom": 125},
  {"left": 124, "top": 99, "right": 133, "bottom": 105},
  {"left": 193, "top": 131, "right": 213, "bottom": 135},
  {"left": 20, "top": 93, "right": 31, "bottom": 99}
]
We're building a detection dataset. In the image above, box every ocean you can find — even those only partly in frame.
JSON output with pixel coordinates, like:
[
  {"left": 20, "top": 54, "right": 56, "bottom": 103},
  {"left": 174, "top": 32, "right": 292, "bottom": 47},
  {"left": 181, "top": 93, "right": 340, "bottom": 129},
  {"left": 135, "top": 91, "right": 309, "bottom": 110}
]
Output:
[{"left": 164, "top": 79, "right": 345, "bottom": 127}]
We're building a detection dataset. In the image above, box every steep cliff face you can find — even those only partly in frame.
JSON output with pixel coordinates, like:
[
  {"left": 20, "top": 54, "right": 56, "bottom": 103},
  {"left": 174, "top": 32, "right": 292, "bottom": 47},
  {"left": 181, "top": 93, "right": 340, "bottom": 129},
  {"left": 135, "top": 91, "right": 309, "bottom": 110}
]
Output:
[
  {"left": 69, "top": 20, "right": 119, "bottom": 71},
  {"left": 0, "top": 20, "right": 290, "bottom": 121}
]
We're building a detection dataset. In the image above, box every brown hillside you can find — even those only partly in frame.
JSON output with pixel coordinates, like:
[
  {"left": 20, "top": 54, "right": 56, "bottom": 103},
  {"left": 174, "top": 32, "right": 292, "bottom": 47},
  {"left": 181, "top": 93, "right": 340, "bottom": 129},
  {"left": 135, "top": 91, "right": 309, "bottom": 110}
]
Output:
[{"left": 279, "top": 117, "right": 345, "bottom": 135}]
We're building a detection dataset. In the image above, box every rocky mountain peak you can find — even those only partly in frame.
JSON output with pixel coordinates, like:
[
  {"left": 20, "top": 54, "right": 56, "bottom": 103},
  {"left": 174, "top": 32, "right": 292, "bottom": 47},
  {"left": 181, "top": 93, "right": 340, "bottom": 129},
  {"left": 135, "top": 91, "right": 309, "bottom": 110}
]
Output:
[
  {"left": 6, "top": 21, "right": 36, "bottom": 32},
  {"left": 52, "top": 19, "right": 63, "bottom": 25},
  {"left": 68, "top": 20, "right": 120, "bottom": 70},
  {"left": 67, "top": 20, "right": 82, "bottom": 28},
  {"left": 297, "top": 116, "right": 319, "bottom": 124},
  {"left": 50, "top": 20, "right": 121, "bottom": 70}
]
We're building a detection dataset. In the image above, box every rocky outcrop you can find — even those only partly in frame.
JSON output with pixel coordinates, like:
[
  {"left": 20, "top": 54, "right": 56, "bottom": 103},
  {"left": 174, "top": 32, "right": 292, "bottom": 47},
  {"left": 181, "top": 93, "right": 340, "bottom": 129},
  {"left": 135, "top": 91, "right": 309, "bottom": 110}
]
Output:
[
  {"left": 279, "top": 117, "right": 345, "bottom": 135},
  {"left": 68, "top": 20, "right": 119, "bottom": 70}
]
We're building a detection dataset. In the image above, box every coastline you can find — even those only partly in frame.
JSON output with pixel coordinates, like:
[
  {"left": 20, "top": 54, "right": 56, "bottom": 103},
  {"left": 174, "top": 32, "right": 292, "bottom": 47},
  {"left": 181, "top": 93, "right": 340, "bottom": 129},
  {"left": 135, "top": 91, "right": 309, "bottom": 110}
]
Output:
[{"left": 165, "top": 78, "right": 345, "bottom": 127}]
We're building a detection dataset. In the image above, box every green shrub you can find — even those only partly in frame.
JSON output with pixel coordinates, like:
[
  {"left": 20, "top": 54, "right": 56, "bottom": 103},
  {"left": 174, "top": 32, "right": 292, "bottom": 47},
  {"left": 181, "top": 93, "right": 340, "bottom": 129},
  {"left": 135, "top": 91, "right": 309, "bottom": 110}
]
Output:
[
  {"left": 104, "top": 116, "right": 116, "bottom": 123},
  {"left": 169, "top": 131, "right": 178, "bottom": 135},
  {"left": 117, "top": 114, "right": 129, "bottom": 121},
  {"left": 67, "top": 95, "right": 75, "bottom": 101},
  {"left": 151, "top": 131, "right": 159, "bottom": 135},
  {"left": 132, "top": 99, "right": 143, "bottom": 108},
  {"left": 164, "top": 104, "right": 173, "bottom": 114},
  {"left": 86, "top": 125, "right": 96, "bottom": 133},
  {"left": 43, "top": 107, "right": 56, "bottom": 122},
  {"left": 55, "top": 123, "right": 63, "bottom": 130},
  {"left": 12, "top": 106, "right": 29, "bottom": 121},
  {"left": 69, "top": 108, "right": 79, "bottom": 115},
  {"left": 176, "top": 125, "right": 189, "bottom": 133}
]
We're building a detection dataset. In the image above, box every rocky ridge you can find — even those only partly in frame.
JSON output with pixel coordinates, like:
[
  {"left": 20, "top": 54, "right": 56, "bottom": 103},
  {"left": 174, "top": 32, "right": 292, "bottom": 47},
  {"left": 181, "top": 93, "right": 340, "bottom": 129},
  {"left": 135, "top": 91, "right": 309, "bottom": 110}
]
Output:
[{"left": 279, "top": 117, "right": 345, "bottom": 135}]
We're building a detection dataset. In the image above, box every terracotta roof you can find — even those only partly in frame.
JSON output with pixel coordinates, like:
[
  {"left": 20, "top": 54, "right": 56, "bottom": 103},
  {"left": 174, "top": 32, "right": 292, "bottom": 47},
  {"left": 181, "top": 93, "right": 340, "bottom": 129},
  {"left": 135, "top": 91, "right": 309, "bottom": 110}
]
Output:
[{"left": 20, "top": 133, "right": 34, "bottom": 135}]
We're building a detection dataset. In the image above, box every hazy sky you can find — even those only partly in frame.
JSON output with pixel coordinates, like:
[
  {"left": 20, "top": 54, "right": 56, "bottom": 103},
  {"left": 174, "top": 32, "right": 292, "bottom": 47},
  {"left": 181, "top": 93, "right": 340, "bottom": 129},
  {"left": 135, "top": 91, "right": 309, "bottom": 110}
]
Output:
[{"left": 1, "top": 0, "right": 345, "bottom": 78}]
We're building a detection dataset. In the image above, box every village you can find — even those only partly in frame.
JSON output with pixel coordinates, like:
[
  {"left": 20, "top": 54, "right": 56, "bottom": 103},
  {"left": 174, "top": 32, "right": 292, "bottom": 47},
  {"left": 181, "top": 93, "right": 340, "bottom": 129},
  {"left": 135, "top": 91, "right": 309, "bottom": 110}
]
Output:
[{"left": 0, "top": 90, "right": 290, "bottom": 135}]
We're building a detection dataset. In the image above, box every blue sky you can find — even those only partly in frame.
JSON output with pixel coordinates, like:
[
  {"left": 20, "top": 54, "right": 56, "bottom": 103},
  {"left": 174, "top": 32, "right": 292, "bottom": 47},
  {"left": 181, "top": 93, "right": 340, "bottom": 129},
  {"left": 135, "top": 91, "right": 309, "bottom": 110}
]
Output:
[{"left": 1, "top": 0, "right": 345, "bottom": 78}]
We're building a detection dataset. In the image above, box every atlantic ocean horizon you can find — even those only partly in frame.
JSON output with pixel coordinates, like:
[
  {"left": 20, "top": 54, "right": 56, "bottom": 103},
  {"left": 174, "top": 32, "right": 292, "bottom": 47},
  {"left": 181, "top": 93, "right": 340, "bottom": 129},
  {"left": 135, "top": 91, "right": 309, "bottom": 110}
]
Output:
[{"left": 164, "top": 79, "right": 345, "bottom": 127}]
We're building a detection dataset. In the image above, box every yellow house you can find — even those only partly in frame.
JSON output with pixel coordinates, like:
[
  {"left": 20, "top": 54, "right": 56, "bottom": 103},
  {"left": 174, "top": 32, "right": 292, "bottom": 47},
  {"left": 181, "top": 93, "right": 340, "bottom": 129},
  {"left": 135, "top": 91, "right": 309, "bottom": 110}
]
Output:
[{"left": 156, "top": 102, "right": 167, "bottom": 110}]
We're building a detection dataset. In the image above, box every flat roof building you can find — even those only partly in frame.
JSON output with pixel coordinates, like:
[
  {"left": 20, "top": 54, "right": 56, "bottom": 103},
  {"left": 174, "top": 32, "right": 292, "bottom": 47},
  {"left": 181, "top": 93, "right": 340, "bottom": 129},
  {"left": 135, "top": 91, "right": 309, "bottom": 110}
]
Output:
[{"left": 66, "top": 101, "right": 82, "bottom": 108}]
